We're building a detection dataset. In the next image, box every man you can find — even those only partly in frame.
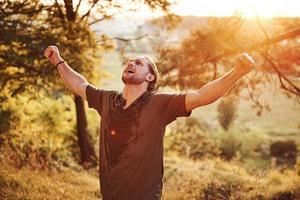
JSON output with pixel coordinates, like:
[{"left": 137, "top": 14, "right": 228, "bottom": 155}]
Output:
[{"left": 44, "top": 45, "right": 254, "bottom": 200}]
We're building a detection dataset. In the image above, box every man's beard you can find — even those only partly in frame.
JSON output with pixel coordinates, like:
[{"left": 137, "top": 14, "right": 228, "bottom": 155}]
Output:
[{"left": 122, "top": 74, "right": 145, "bottom": 85}]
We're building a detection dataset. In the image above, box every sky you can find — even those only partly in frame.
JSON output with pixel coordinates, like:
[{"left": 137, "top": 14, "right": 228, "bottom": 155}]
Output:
[
  {"left": 45, "top": 0, "right": 300, "bottom": 18},
  {"left": 172, "top": 0, "right": 300, "bottom": 18}
]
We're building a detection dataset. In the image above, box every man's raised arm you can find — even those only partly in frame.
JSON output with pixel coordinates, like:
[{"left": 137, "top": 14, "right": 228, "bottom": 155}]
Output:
[
  {"left": 185, "top": 53, "right": 255, "bottom": 112},
  {"left": 44, "top": 45, "right": 89, "bottom": 100}
]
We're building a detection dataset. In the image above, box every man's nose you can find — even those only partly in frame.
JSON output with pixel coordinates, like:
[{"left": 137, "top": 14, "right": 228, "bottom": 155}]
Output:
[{"left": 128, "top": 61, "right": 134, "bottom": 67}]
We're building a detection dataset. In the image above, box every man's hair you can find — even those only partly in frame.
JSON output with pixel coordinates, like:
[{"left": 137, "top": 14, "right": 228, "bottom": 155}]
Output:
[{"left": 142, "top": 56, "right": 159, "bottom": 92}]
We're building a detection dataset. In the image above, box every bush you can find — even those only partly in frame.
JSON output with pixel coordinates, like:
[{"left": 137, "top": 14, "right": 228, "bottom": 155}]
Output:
[
  {"left": 271, "top": 191, "right": 294, "bottom": 200},
  {"left": 218, "top": 131, "right": 241, "bottom": 160},
  {"left": 0, "top": 93, "right": 99, "bottom": 170},
  {"left": 217, "top": 95, "right": 238, "bottom": 131},
  {"left": 214, "top": 129, "right": 270, "bottom": 164},
  {"left": 202, "top": 182, "right": 233, "bottom": 200},
  {"left": 0, "top": 109, "right": 12, "bottom": 134},
  {"left": 165, "top": 117, "right": 220, "bottom": 160},
  {"left": 270, "top": 140, "right": 297, "bottom": 166}
]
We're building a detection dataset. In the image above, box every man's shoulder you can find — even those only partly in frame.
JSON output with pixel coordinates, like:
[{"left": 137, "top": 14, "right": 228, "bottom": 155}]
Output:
[
  {"left": 153, "top": 92, "right": 185, "bottom": 98},
  {"left": 152, "top": 92, "right": 185, "bottom": 103},
  {"left": 89, "top": 85, "right": 119, "bottom": 96}
]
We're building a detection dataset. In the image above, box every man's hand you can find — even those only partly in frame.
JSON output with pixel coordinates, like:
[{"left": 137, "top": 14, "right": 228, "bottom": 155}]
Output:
[
  {"left": 234, "top": 53, "right": 255, "bottom": 76},
  {"left": 44, "top": 45, "right": 89, "bottom": 99},
  {"left": 44, "top": 45, "right": 64, "bottom": 66}
]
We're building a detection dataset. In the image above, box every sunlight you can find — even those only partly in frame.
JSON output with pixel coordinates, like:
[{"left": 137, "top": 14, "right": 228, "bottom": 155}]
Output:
[
  {"left": 41, "top": 0, "right": 300, "bottom": 19},
  {"left": 172, "top": 0, "right": 300, "bottom": 18}
]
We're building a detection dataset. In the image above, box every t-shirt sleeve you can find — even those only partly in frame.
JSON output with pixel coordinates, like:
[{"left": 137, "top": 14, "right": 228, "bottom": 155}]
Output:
[
  {"left": 161, "top": 93, "right": 192, "bottom": 125},
  {"left": 85, "top": 84, "right": 107, "bottom": 115}
]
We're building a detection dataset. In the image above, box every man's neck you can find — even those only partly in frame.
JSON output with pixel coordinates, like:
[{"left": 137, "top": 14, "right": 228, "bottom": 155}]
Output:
[{"left": 122, "top": 84, "right": 148, "bottom": 109}]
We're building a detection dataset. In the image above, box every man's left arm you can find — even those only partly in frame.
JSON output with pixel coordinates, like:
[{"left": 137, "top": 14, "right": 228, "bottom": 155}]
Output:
[{"left": 185, "top": 53, "right": 255, "bottom": 112}]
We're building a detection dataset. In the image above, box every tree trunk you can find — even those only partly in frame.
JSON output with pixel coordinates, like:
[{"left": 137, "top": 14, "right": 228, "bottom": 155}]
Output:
[{"left": 74, "top": 95, "right": 97, "bottom": 168}]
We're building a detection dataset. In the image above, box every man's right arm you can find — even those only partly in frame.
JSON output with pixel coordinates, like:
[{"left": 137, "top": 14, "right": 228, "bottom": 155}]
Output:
[
  {"left": 44, "top": 45, "right": 88, "bottom": 100},
  {"left": 56, "top": 61, "right": 89, "bottom": 100}
]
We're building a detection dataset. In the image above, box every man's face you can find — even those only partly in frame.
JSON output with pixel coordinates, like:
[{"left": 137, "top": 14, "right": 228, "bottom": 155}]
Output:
[{"left": 122, "top": 56, "right": 153, "bottom": 85}]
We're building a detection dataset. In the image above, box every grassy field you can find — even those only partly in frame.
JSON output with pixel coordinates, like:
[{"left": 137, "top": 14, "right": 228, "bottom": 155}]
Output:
[
  {"left": 0, "top": 161, "right": 100, "bottom": 200},
  {"left": 1, "top": 156, "right": 299, "bottom": 200}
]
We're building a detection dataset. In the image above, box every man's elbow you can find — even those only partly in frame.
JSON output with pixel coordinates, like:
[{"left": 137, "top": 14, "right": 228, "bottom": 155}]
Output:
[
  {"left": 197, "top": 98, "right": 217, "bottom": 107},
  {"left": 73, "top": 82, "right": 88, "bottom": 100},
  {"left": 186, "top": 96, "right": 209, "bottom": 111},
  {"left": 192, "top": 96, "right": 220, "bottom": 109},
  {"left": 186, "top": 91, "right": 223, "bottom": 111}
]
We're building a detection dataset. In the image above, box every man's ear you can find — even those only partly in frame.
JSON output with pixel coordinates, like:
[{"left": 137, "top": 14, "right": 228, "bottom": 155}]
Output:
[{"left": 146, "top": 74, "right": 155, "bottom": 82}]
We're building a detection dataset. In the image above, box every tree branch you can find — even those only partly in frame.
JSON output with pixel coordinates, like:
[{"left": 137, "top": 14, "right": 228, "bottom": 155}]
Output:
[
  {"left": 89, "top": 14, "right": 115, "bottom": 26},
  {"left": 75, "top": 0, "right": 82, "bottom": 15},
  {"left": 88, "top": 8, "right": 138, "bottom": 26},
  {"left": 80, "top": 0, "right": 99, "bottom": 21},
  {"left": 112, "top": 34, "right": 149, "bottom": 42},
  {"left": 260, "top": 52, "right": 300, "bottom": 96},
  {"left": 184, "top": 24, "right": 300, "bottom": 71},
  {"left": 55, "top": 0, "right": 65, "bottom": 23},
  {"left": 255, "top": 15, "right": 270, "bottom": 40},
  {"left": 210, "top": 26, "right": 300, "bottom": 62}
]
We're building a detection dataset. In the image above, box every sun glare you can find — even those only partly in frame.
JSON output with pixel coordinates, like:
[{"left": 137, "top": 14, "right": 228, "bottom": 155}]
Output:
[
  {"left": 41, "top": 0, "right": 300, "bottom": 19},
  {"left": 172, "top": 0, "right": 300, "bottom": 18}
]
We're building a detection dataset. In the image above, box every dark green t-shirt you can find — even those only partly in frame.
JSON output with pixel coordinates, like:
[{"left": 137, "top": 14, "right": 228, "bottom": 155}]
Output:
[{"left": 86, "top": 84, "right": 191, "bottom": 200}]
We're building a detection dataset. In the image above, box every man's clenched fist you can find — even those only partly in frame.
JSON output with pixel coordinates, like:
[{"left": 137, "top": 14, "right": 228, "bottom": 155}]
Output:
[
  {"left": 44, "top": 45, "right": 63, "bottom": 66},
  {"left": 234, "top": 53, "right": 255, "bottom": 76}
]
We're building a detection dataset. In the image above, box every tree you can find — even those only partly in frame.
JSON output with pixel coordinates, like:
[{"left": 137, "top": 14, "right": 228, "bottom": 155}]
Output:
[
  {"left": 0, "top": 0, "right": 104, "bottom": 168},
  {"left": 0, "top": 0, "right": 174, "bottom": 168},
  {"left": 156, "top": 16, "right": 300, "bottom": 114},
  {"left": 217, "top": 95, "right": 237, "bottom": 131}
]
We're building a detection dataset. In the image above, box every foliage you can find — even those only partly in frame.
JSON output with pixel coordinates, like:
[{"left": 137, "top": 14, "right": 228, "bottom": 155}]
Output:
[
  {"left": 202, "top": 182, "right": 233, "bottom": 200},
  {"left": 163, "top": 156, "right": 300, "bottom": 200},
  {"left": 155, "top": 16, "right": 300, "bottom": 111},
  {"left": 0, "top": 0, "right": 106, "bottom": 97},
  {"left": 270, "top": 140, "right": 298, "bottom": 166},
  {"left": 212, "top": 129, "right": 270, "bottom": 165},
  {"left": 164, "top": 117, "right": 220, "bottom": 160},
  {"left": 156, "top": 16, "right": 247, "bottom": 89},
  {"left": 218, "top": 132, "right": 241, "bottom": 161},
  {"left": 217, "top": 95, "right": 238, "bottom": 131},
  {"left": 0, "top": 93, "right": 99, "bottom": 170},
  {"left": 165, "top": 118, "right": 272, "bottom": 165}
]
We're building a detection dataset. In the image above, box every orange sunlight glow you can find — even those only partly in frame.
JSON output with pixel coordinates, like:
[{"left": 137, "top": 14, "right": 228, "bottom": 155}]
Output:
[
  {"left": 42, "top": 0, "right": 300, "bottom": 19},
  {"left": 172, "top": 0, "right": 300, "bottom": 18}
]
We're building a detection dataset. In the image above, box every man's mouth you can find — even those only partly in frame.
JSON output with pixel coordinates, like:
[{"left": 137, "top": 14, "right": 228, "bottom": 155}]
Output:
[{"left": 125, "top": 69, "right": 135, "bottom": 74}]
